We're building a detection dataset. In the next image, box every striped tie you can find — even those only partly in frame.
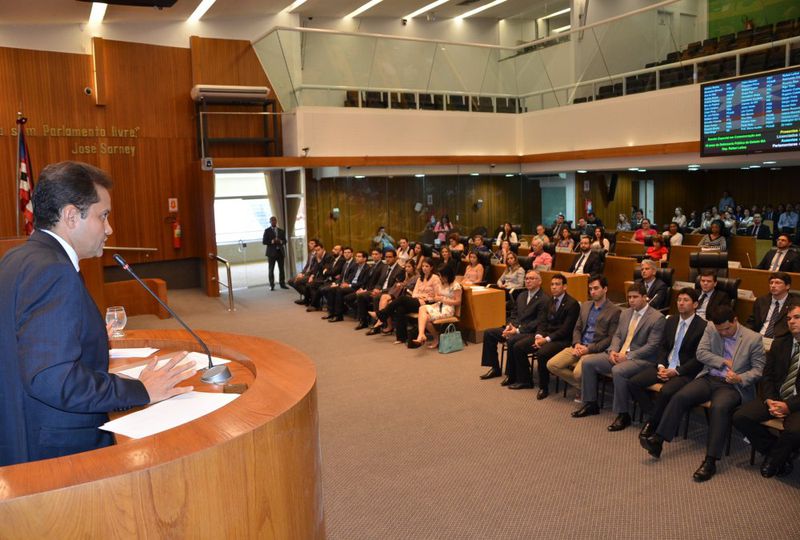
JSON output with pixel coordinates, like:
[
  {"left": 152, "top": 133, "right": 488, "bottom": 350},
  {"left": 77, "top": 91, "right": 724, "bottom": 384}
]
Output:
[
  {"left": 779, "top": 341, "right": 800, "bottom": 401},
  {"left": 765, "top": 300, "right": 781, "bottom": 338}
]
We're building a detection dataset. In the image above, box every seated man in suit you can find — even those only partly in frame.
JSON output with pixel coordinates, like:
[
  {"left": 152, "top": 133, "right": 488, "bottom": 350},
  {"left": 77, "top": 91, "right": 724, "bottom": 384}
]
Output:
[
  {"left": 323, "top": 248, "right": 369, "bottom": 322},
  {"left": 288, "top": 238, "right": 319, "bottom": 304},
  {"left": 638, "top": 259, "right": 669, "bottom": 311},
  {"left": 629, "top": 288, "right": 707, "bottom": 439},
  {"left": 360, "top": 250, "right": 404, "bottom": 333},
  {"left": 641, "top": 305, "right": 765, "bottom": 482},
  {"left": 747, "top": 213, "right": 772, "bottom": 239},
  {"left": 572, "top": 282, "right": 666, "bottom": 420},
  {"left": 478, "top": 270, "right": 548, "bottom": 384},
  {"left": 695, "top": 269, "right": 731, "bottom": 321},
  {"left": 508, "top": 273, "right": 580, "bottom": 398},
  {"left": 748, "top": 272, "right": 793, "bottom": 339},
  {"left": 551, "top": 213, "right": 568, "bottom": 240},
  {"left": 757, "top": 234, "right": 799, "bottom": 272},
  {"left": 351, "top": 249, "right": 385, "bottom": 330},
  {"left": 733, "top": 302, "right": 800, "bottom": 478},
  {"left": 318, "top": 246, "right": 354, "bottom": 318},
  {"left": 568, "top": 236, "right": 603, "bottom": 275},
  {"left": 305, "top": 243, "right": 340, "bottom": 311},
  {"left": 547, "top": 275, "right": 621, "bottom": 400}
]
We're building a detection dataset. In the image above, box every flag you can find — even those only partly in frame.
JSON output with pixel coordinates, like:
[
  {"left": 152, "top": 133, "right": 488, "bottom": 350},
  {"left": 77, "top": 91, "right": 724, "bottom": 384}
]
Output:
[{"left": 17, "top": 117, "right": 34, "bottom": 236}]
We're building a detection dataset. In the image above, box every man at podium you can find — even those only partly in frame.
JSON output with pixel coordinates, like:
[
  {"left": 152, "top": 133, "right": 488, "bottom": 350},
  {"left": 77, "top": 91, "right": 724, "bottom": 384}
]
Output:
[{"left": 0, "top": 161, "right": 196, "bottom": 467}]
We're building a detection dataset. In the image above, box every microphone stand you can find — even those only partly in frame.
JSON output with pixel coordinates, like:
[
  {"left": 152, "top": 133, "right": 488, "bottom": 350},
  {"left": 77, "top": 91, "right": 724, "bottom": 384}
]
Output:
[{"left": 113, "top": 254, "right": 232, "bottom": 384}]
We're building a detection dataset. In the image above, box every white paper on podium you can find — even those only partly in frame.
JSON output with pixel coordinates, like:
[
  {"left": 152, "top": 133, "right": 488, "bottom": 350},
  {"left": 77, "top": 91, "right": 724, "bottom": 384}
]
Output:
[
  {"left": 109, "top": 347, "right": 160, "bottom": 359},
  {"left": 100, "top": 391, "right": 239, "bottom": 439},
  {"left": 116, "top": 351, "right": 230, "bottom": 379}
]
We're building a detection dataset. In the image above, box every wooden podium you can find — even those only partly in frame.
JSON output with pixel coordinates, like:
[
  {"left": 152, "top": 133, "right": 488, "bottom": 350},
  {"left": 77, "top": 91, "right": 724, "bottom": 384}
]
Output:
[{"left": 0, "top": 330, "right": 324, "bottom": 539}]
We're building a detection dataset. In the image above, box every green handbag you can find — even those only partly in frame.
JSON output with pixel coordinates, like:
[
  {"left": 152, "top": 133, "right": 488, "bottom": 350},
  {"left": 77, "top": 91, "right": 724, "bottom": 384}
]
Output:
[{"left": 438, "top": 324, "right": 464, "bottom": 354}]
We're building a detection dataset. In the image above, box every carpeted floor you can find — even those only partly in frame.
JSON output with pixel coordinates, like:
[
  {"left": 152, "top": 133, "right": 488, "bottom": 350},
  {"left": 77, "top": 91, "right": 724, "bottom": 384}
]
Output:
[{"left": 130, "top": 286, "right": 800, "bottom": 539}]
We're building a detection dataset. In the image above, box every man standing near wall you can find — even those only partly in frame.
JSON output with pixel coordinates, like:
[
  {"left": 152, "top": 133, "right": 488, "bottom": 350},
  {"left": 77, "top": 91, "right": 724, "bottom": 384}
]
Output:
[{"left": 262, "top": 216, "right": 288, "bottom": 291}]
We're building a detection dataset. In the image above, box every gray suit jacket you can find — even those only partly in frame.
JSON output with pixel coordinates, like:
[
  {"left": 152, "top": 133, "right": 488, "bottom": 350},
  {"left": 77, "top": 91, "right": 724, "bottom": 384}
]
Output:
[
  {"left": 608, "top": 306, "right": 666, "bottom": 362},
  {"left": 696, "top": 323, "right": 766, "bottom": 402},
  {"left": 572, "top": 300, "right": 622, "bottom": 354}
]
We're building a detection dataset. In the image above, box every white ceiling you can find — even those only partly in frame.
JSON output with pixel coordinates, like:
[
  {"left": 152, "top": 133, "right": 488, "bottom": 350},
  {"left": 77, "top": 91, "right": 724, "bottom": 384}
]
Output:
[{"left": 2, "top": 0, "right": 570, "bottom": 24}]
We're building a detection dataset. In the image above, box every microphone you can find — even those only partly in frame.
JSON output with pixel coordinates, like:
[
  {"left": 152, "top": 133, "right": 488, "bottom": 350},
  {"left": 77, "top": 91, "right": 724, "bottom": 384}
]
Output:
[
  {"left": 113, "top": 254, "right": 232, "bottom": 384},
  {"left": 745, "top": 252, "right": 753, "bottom": 269}
]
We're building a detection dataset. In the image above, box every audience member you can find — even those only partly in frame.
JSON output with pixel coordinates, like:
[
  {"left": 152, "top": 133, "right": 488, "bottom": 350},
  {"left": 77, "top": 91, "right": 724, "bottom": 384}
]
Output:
[
  {"left": 433, "top": 215, "right": 453, "bottom": 245},
  {"left": 460, "top": 251, "right": 485, "bottom": 285},
  {"left": 586, "top": 212, "right": 604, "bottom": 229},
  {"left": 551, "top": 214, "right": 568, "bottom": 239},
  {"left": 533, "top": 224, "right": 550, "bottom": 246},
  {"left": 616, "top": 213, "right": 632, "bottom": 231},
  {"left": 719, "top": 191, "right": 735, "bottom": 214},
  {"left": 396, "top": 237, "right": 412, "bottom": 265},
  {"left": 645, "top": 235, "right": 668, "bottom": 262},
  {"left": 695, "top": 270, "right": 730, "bottom": 321},
  {"left": 739, "top": 208, "right": 754, "bottom": 229},
  {"left": 591, "top": 227, "right": 610, "bottom": 253},
  {"left": 748, "top": 272, "right": 793, "bottom": 339},
  {"left": 637, "top": 259, "right": 669, "bottom": 311},
  {"left": 437, "top": 246, "right": 459, "bottom": 277},
  {"left": 569, "top": 236, "right": 603, "bottom": 275},
  {"left": 574, "top": 217, "right": 591, "bottom": 237},
  {"left": 699, "top": 220, "right": 727, "bottom": 252},
  {"left": 747, "top": 213, "right": 772, "bottom": 239},
  {"left": 530, "top": 238, "right": 553, "bottom": 270},
  {"left": 556, "top": 227, "right": 574, "bottom": 252},
  {"left": 497, "top": 222, "right": 518, "bottom": 245},
  {"left": 672, "top": 207, "right": 687, "bottom": 228},
  {"left": 318, "top": 246, "right": 354, "bottom": 318},
  {"left": 448, "top": 233, "right": 465, "bottom": 254},
  {"left": 493, "top": 239, "right": 513, "bottom": 264},
  {"left": 757, "top": 234, "right": 798, "bottom": 272},
  {"left": 777, "top": 203, "right": 799, "bottom": 232},
  {"left": 633, "top": 218, "right": 657, "bottom": 243},
  {"left": 410, "top": 266, "right": 463, "bottom": 349},
  {"left": 373, "top": 260, "right": 418, "bottom": 325},
  {"left": 375, "top": 257, "right": 441, "bottom": 345},
  {"left": 324, "top": 249, "right": 370, "bottom": 322},
  {"left": 373, "top": 226, "right": 395, "bottom": 252},
  {"left": 357, "top": 249, "right": 402, "bottom": 331},
  {"left": 305, "top": 244, "right": 342, "bottom": 311},
  {"left": 288, "top": 238, "right": 319, "bottom": 303},
  {"left": 497, "top": 252, "right": 525, "bottom": 292},
  {"left": 663, "top": 222, "right": 683, "bottom": 246}
]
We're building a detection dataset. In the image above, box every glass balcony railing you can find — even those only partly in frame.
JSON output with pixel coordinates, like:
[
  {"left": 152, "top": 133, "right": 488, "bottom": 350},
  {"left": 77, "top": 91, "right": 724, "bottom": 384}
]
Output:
[{"left": 252, "top": 0, "right": 800, "bottom": 113}]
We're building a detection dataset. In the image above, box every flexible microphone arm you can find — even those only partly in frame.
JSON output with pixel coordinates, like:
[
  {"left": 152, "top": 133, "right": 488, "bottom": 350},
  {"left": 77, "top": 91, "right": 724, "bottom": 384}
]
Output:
[{"left": 113, "top": 254, "right": 232, "bottom": 384}]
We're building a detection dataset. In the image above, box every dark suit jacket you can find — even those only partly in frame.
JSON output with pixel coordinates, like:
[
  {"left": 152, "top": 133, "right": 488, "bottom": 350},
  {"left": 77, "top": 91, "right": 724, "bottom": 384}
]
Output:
[
  {"left": 535, "top": 294, "right": 580, "bottom": 344},
  {"left": 508, "top": 288, "right": 548, "bottom": 334},
  {"left": 336, "top": 258, "right": 358, "bottom": 285},
  {"left": 758, "top": 335, "right": 800, "bottom": 412},
  {"left": 262, "top": 226, "right": 287, "bottom": 258},
  {"left": 698, "top": 289, "right": 731, "bottom": 321},
  {"left": 658, "top": 315, "right": 707, "bottom": 377},
  {"left": 757, "top": 248, "right": 799, "bottom": 272},
  {"left": 0, "top": 232, "right": 149, "bottom": 466},
  {"left": 551, "top": 222, "right": 568, "bottom": 239},
  {"left": 641, "top": 278, "right": 670, "bottom": 311},
  {"left": 375, "top": 262, "right": 404, "bottom": 291},
  {"left": 568, "top": 251, "right": 603, "bottom": 275},
  {"left": 346, "top": 263, "right": 372, "bottom": 290},
  {"left": 747, "top": 295, "right": 791, "bottom": 338},
  {"left": 364, "top": 261, "right": 386, "bottom": 290},
  {"left": 746, "top": 223, "right": 772, "bottom": 239},
  {"left": 572, "top": 300, "right": 622, "bottom": 354}
]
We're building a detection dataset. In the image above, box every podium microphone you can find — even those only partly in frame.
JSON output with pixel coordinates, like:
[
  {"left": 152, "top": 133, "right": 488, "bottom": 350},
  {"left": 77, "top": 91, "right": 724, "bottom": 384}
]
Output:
[{"left": 113, "top": 254, "right": 232, "bottom": 384}]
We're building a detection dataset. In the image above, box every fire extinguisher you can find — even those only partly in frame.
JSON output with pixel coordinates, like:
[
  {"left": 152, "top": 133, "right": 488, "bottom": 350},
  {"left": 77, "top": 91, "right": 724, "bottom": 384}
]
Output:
[{"left": 172, "top": 217, "right": 182, "bottom": 249}]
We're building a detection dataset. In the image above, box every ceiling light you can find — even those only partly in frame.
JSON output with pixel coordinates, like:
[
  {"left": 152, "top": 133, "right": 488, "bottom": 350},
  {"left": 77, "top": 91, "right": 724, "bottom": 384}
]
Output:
[
  {"left": 414, "top": 174, "right": 425, "bottom": 178},
  {"left": 282, "top": 0, "right": 307, "bottom": 13},
  {"left": 749, "top": 165, "right": 761, "bottom": 168},
  {"left": 763, "top": 160, "right": 777, "bottom": 164},
  {"left": 577, "top": 170, "right": 587, "bottom": 174},
  {"left": 346, "top": 0, "right": 384, "bottom": 18},
  {"left": 638, "top": 169, "right": 647, "bottom": 172},
  {"left": 405, "top": 0, "right": 450, "bottom": 19},
  {"left": 89, "top": 2, "right": 107, "bottom": 25},
  {"left": 687, "top": 164, "right": 699, "bottom": 168},
  {"left": 470, "top": 172, "right": 479, "bottom": 176},
  {"left": 541, "top": 7, "right": 571, "bottom": 20},
  {"left": 187, "top": 0, "right": 215, "bottom": 22},
  {"left": 354, "top": 175, "right": 365, "bottom": 179},
  {"left": 628, "top": 167, "right": 639, "bottom": 171},
  {"left": 552, "top": 24, "right": 571, "bottom": 33},
  {"left": 505, "top": 173, "right": 515, "bottom": 177},
  {"left": 740, "top": 167, "right": 749, "bottom": 170},
  {"left": 457, "top": 0, "right": 507, "bottom": 20}
]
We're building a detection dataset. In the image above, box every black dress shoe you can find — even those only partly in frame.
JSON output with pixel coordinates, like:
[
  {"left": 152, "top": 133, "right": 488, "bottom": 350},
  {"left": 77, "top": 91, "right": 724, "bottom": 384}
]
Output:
[
  {"left": 365, "top": 327, "right": 382, "bottom": 336},
  {"left": 536, "top": 389, "right": 549, "bottom": 400},
  {"left": 500, "top": 377, "right": 512, "bottom": 387},
  {"left": 321, "top": 314, "right": 332, "bottom": 320},
  {"left": 355, "top": 323, "right": 368, "bottom": 330},
  {"left": 480, "top": 368, "right": 501, "bottom": 380},
  {"left": 280, "top": 284, "right": 289, "bottom": 289},
  {"left": 328, "top": 316, "right": 343, "bottom": 323},
  {"left": 761, "top": 457, "right": 781, "bottom": 478},
  {"left": 693, "top": 457, "right": 717, "bottom": 482},
  {"left": 270, "top": 285, "right": 275, "bottom": 291},
  {"left": 640, "top": 434, "right": 663, "bottom": 458},
  {"left": 294, "top": 299, "right": 306, "bottom": 305},
  {"left": 509, "top": 382, "right": 533, "bottom": 390},
  {"left": 571, "top": 402, "right": 600, "bottom": 418},
  {"left": 639, "top": 422, "right": 655, "bottom": 439},
  {"left": 306, "top": 306, "right": 320, "bottom": 312},
  {"left": 607, "top": 413, "right": 632, "bottom": 432}
]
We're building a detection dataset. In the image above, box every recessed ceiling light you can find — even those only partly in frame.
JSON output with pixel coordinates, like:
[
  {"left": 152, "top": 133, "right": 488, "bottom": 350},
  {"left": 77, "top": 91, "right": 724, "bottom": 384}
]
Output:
[
  {"left": 541, "top": 8, "right": 571, "bottom": 20},
  {"left": 282, "top": 0, "right": 307, "bottom": 13},
  {"left": 628, "top": 167, "right": 639, "bottom": 171},
  {"left": 414, "top": 174, "right": 425, "bottom": 178},
  {"left": 749, "top": 165, "right": 761, "bottom": 168},
  {"left": 89, "top": 2, "right": 108, "bottom": 25},
  {"left": 740, "top": 167, "right": 750, "bottom": 170},
  {"left": 346, "top": 0, "right": 384, "bottom": 18},
  {"left": 470, "top": 172, "right": 479, "bottom": 176},
  {"left": 687, "top": 164, "right": 699, "bottom": 168},
  {"left": 405, "top": 0, "right": 450, "bottom": 19},
  {"left": 354, "top": 175, "right": 365, "bottom": 179},
  {"left": 763, "top": 161, "right": 777, "bottom": 165},
  {"left": 457, "top": 0, "right": 507, "bottom": 20},
  {"left": 187, "top": 0, "right": 216, "bottom": 22},
  {"left": 577, "top": 170, "right": 587, "bottom": 174},
  {"left": 505, "top": 173, "right": 514, "bottom": 177}
]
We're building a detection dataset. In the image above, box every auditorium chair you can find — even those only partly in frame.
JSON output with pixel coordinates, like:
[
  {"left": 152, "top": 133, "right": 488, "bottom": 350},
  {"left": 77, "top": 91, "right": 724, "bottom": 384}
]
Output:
[
  {"left": 419, "top": 94, "right": 444, "bottom": 110},
  {"left": 447, "top": 95, "right": 468, "bottom": 111},
  {"left": 364, "top": 91, "right": 387, "bottom": 108},
  {"left": 474, "top": 96, "right": 494, "bottom": 113},
  {"left": 688, "top": 252, "right": 728, "bottom": 281},
  {"left": 749, "top": 419, "right": 786, "bottom": 465},
  {"left": 517, "top": 255, "right": 532, "bottom": 272},
  {"left": 774, "top": 19, "right": 797, "bottom": 40}
]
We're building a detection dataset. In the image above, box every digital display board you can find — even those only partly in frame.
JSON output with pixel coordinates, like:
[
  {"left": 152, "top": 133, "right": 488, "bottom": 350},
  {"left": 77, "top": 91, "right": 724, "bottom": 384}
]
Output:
[{"left": 701, "top": 67, "right": 800, "bottom": 156}]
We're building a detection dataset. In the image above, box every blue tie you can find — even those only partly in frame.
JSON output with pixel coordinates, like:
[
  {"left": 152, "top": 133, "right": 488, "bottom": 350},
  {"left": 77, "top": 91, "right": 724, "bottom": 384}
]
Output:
[{"left": 669, "top": 320, "right": 687, "bottom": 370}]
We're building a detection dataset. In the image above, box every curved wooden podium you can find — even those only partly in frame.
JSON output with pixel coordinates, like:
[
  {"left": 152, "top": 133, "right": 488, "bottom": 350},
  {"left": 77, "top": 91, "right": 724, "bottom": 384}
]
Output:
[{"left": 0, "top": 330, "right": 324, "bottom": 539}]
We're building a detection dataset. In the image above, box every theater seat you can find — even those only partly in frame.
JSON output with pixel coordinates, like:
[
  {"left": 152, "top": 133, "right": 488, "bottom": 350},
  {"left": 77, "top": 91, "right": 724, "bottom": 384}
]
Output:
[{"left": 689, "top": 252, "right": 729, "bottom": 281}]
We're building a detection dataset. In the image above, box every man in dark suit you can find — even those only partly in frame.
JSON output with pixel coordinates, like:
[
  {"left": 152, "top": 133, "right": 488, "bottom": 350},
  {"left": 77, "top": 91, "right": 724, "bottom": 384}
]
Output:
[
  {"left": 362, "top": 250, "right": 404, "bottom": 334},
  {"left": 746, "top": 213, "right": 772, "bottom": 239},
  {"left": 695, "top": 269, "right": 731, "bottom": 321},
  {"left": 351, "top": 249, "right": 385, "bottom": 330},
  {"left": 747, "top": 272, "right": 793, "bottom": 339},
  {"left": 288, "top": 238, "right": 318, "bottom": 304},
  {"left": 547, "top": 275, "right": 622, "bottom": 397},
  {"left": 262, "top": 216, "right": 288, "bottom": 290},
  {"left": 0, "top": 161, "right": 194, "bottom": 467},
  {"left": 326, "top": 250, "right": 371, "bottom": 322},
  {"left": 568, "top": 236, "right": 603, "bottom": 275},
  {"left": 573, "top": 281, "right": 666, "bottom": 420},
  {"left": 305, "top": 244, "right": 340, "bottom": 311},
  {"left": 733, "top": 302, "right": 800, "bottom": 478},
  {"left": 320, "top": 247, "right": 356, "bottom": 321},
  {"left": 629, "top": 288, "right": 707, "bottom": 439},
  {"left": 638, "top": 259, "right": 669, "bottom": 311},
  {"left": 509, "top": 273, "right": 580, "bottom": 398},
  {"left": 551, "top": 214, "right": 568, "bottom": 240},
  {"left": 642, "top": 305, "right": 765, "bottom": 482},
  {"left": 479, "top": 270, "right": 548, "bottom": 384},
  {"left": 757, "top": 234, "right": 799, "bottom": 272}
]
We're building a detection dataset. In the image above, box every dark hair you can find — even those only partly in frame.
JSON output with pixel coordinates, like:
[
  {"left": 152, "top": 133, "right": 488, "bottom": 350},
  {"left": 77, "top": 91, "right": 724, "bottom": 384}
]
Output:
[
  {"left": 438, "top": 265, "right": 455, "bottom": 284},
  {"left": 770, "top": 272, "right": 792, "bottom": 286},
  {"left": 627, "top": 281, "right": 647, "bottom": 296},
  {"left": 699, "top": 269, "right": 718, "bottom": 280},
  {"left": 33, "top": 161, "right": 112, "bottom": 230},
  {"left": 448, "top": 233, "right": 460, "bottom": 243},
  {"left": 420, "top": 257, "right": 437, "bottom": 280},
  {"left": 310, "top": 237, "right": 320, "bottom": 246},
  {"left": 356, "top": 250, "right": 369, "bottom": 258},
  {"left": 710, "top": 305, "right": 736, "bottom": 324},
  {"left": 370, "top": 248, "right": 381, "bottom": 255},
  {"left": 384, "top": 249, "right": 397, "bottom": 258},
  {"left": 551, "top": 273, "right": 567, "bottom": 285},
  {"left": 588, "top": 274, "right": 608, "bottom": 288},
  {"left": 677, "top": 287, "right": 699, "bottom": 302},
  {"left": 777, "top": 233, "right": 792, "bottom": 243},
  {"left": 399, "top": 237, "right": 408, "bottom": 243},
  {"left": 342, "top": 246, "right": 352, "bottom": 252},
  {"left": 316, "top": 241, "right": 325, "bottom": 249}
]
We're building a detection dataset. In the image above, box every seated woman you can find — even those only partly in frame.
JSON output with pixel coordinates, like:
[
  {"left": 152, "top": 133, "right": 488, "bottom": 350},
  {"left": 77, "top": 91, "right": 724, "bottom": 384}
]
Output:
[
  {"left": 436, "top": 246, "right": 459, "bottom": 277},
  {"left": 496, "top": 251, "right": 525, "bottom": 294},
  {"left": 532, "top": 224, "right": 550, "bottom": 246},
  {"left": 672, "top": 207, "right": 687, "bottom": 228},
  {"left": 591, "top": 227, "right": 610, "bottom": 253},
  {"left": 371, "top": 260, "right": 418, "bottom": 333},
  {"left": 433, "top": 215, "right": 453, "bottom": 245},
  {"left": 739, "top": 207, "right": 754, "bottom": 229},
  {"left": 447, "top": 233, "right": 465, "bottom": 258},
  {"left": 409, "top": 266, "right": 462, "bottom": 349},
  {"left": 493, "top": 239, "right": 513, "bottom": 263},
  {"left": 555, "top": 227, "right": 574, "bottom": 252},
  {"left": 496, "top": 222, "right": 518, "bottom": 245},
  {"left": 459, "top": 251, "right": 485, "bottom": 285},
  {"left": 633, "top": 218, "right": 657, "bottom": 243},
  {"left": 646, "top": 235, "right": 669, "bottom": 262},
  {"left": 722, "top": 211, "right": 737, "bottom": 235},
  {"left": 699, "top": 219, "right": 727, "bottom": 252},
  {"left": 411, "top": 242, "right": 425, "bottom": 273},
  {"left": 616, "top": 213, "right": 632, "bottom": 231},
  {"left": 374, "top": 258, "right": 441, "bottom": 345}
]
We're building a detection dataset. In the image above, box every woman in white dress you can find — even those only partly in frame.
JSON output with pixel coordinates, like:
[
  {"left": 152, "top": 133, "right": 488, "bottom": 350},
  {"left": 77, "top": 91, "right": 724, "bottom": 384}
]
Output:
[{"left": 410, "top": 266, "right": 462, "bottom": 349}]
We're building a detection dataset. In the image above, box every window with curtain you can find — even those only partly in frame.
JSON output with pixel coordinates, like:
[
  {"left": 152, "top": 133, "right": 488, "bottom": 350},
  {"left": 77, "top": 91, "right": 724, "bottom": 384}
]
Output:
[{"left": 214, "top": 172, "right": 275, "bottom": 245}]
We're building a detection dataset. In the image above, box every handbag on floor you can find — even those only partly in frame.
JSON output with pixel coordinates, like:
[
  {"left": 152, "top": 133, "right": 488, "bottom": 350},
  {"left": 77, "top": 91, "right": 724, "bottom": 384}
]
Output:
[{"left": 438, "top": 324, "right": 464, "bottom": 354}]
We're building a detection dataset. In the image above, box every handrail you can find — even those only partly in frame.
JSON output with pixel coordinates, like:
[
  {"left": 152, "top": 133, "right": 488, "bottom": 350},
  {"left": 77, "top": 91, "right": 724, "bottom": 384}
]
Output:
[{"left": 209, "top": 253, "right": 236, "bottom": 312}]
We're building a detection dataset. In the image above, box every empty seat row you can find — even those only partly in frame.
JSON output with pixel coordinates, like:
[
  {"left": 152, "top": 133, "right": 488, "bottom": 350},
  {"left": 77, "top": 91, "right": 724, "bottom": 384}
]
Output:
[{"left": 343, "top": 91, "right": 523, "bottom": 113}]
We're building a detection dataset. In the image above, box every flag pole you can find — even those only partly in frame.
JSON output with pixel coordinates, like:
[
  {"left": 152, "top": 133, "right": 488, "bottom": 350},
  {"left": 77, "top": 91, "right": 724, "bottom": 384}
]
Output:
[{"left": 14, "top": 111, "right": 22, "bottom": 237}]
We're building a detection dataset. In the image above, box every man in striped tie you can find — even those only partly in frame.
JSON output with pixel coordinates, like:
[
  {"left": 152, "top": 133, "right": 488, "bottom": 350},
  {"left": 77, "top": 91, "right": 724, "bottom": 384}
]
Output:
[{"left": 733, "top": 302, "right": 800, "bottom": 478}]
